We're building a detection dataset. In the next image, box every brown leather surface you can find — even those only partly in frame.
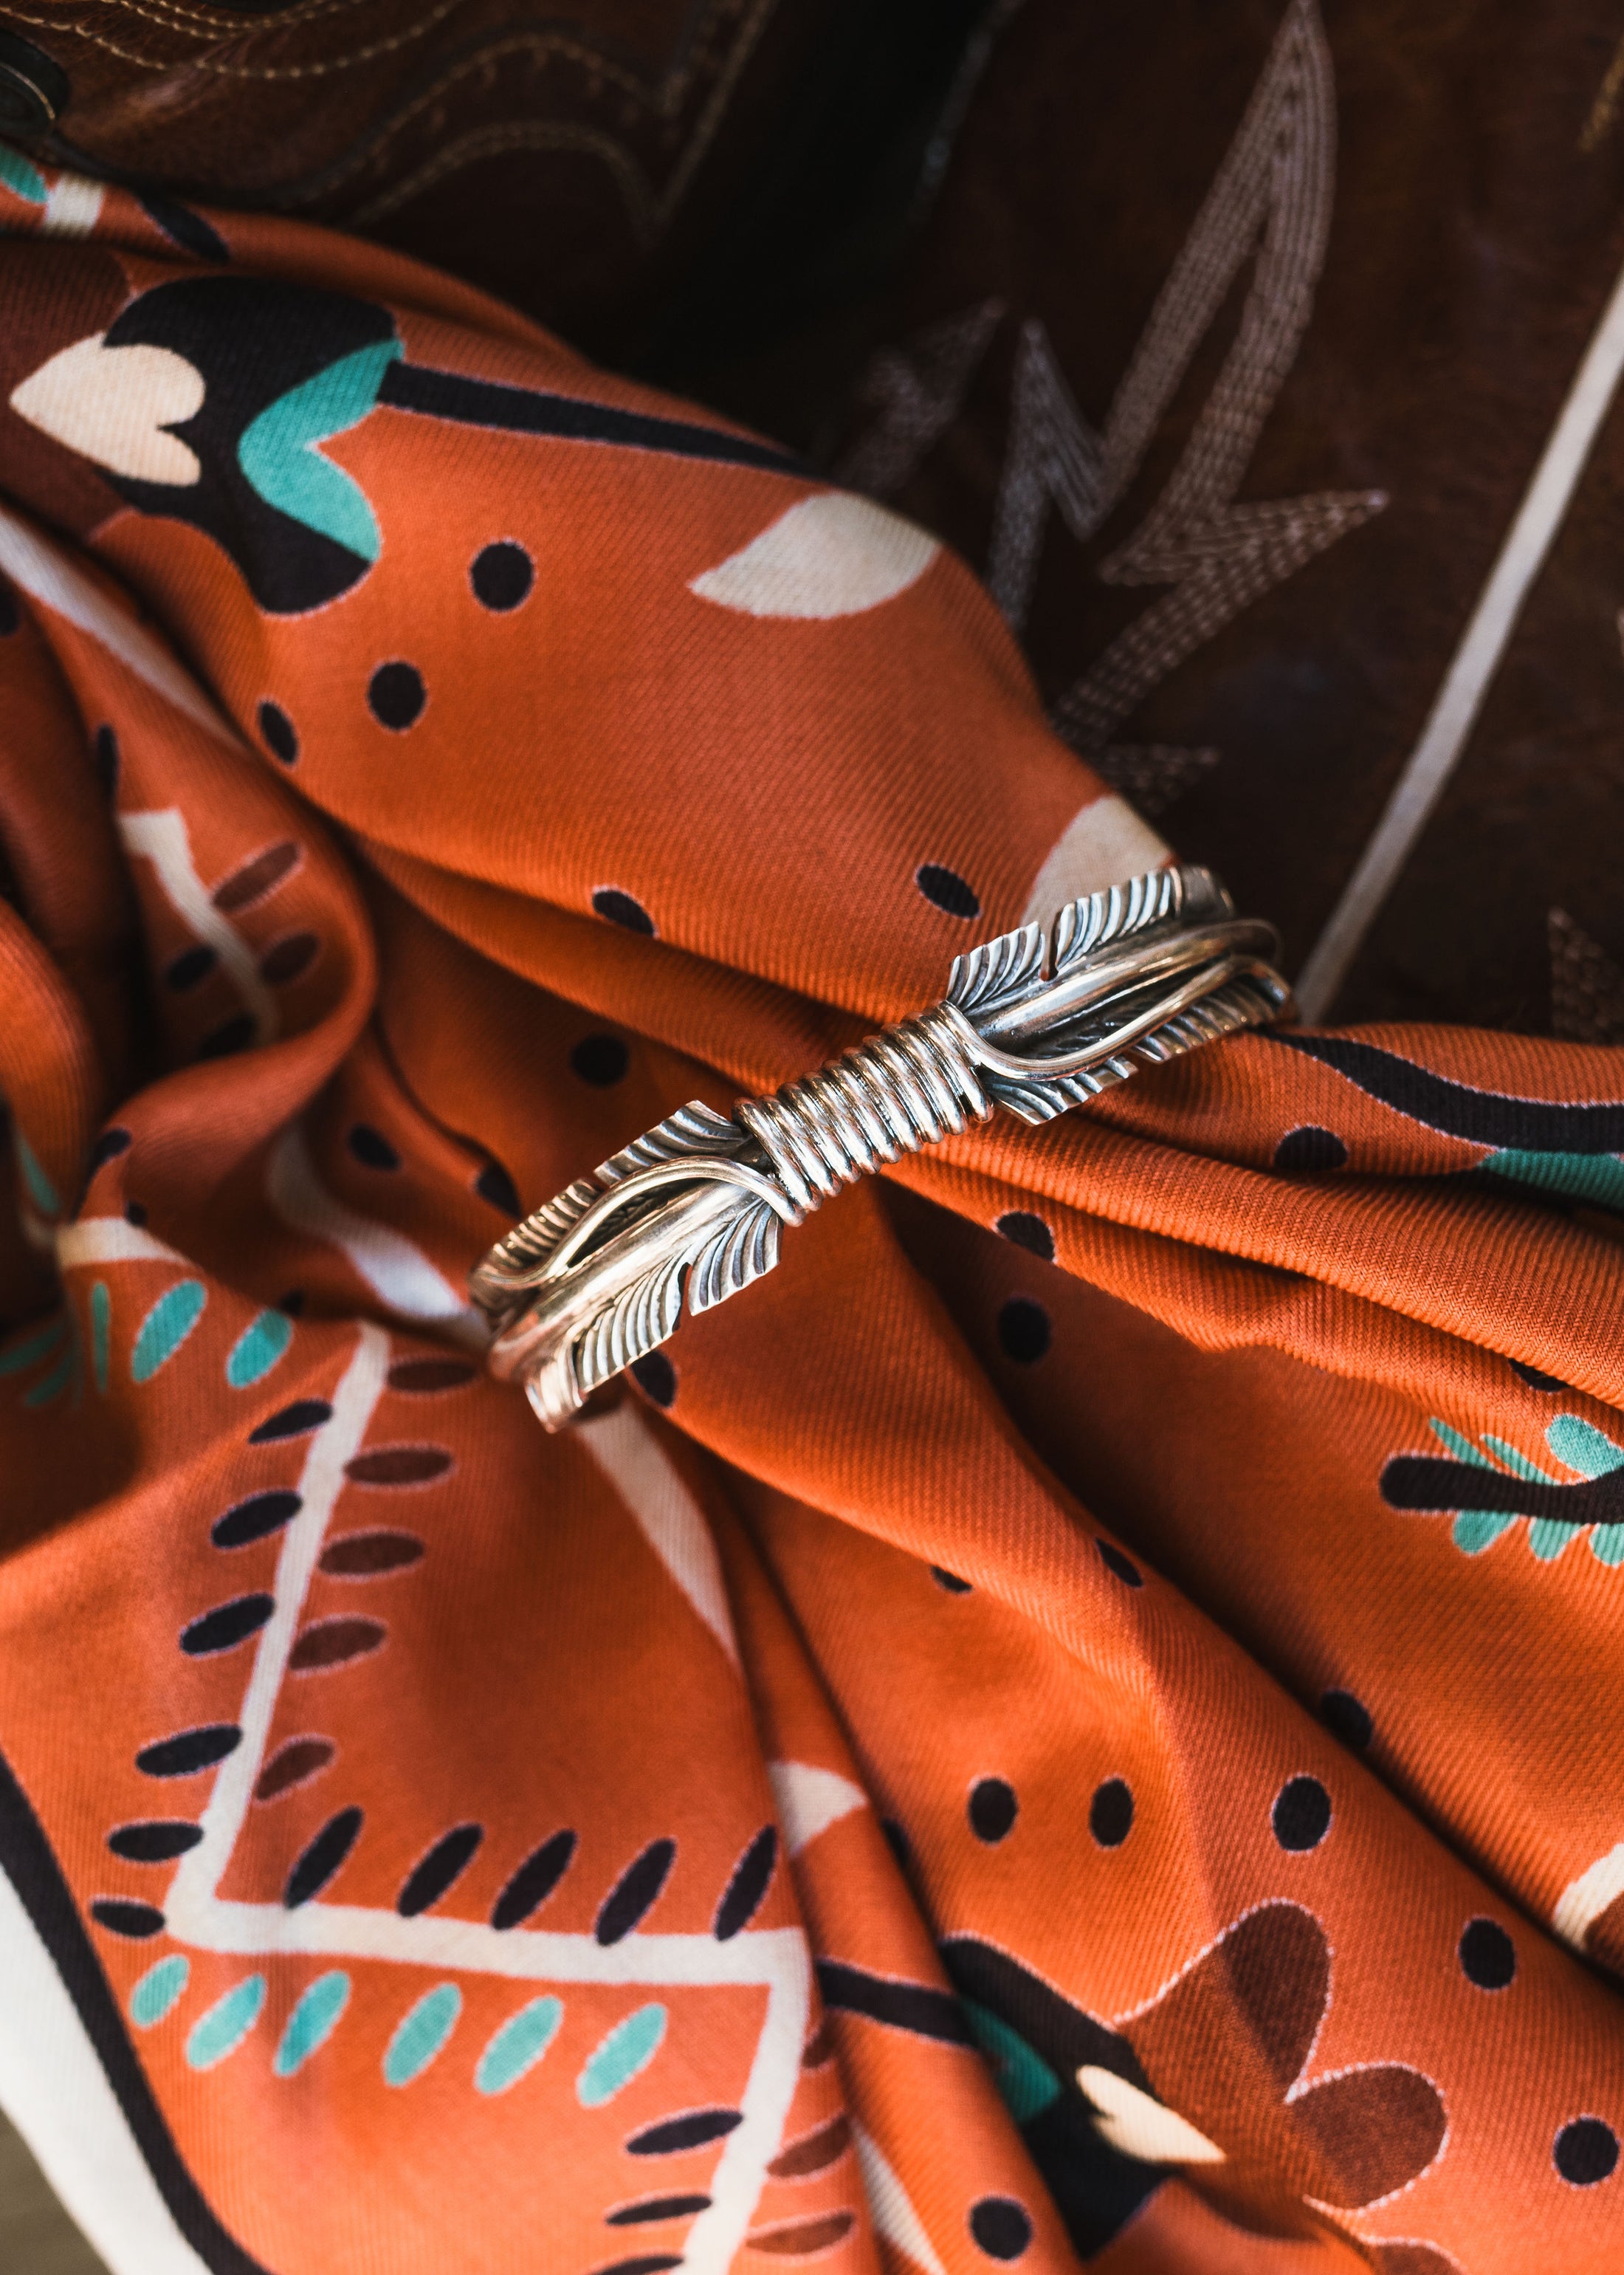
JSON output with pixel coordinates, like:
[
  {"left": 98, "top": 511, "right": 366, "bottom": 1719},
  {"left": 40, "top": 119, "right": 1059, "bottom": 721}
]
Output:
[
  {"left": 706, "top": 0, "right": 1624, "bottom": 1034},
  {"left": 1, "top": 0, "right": 844, "bottom": 352}
]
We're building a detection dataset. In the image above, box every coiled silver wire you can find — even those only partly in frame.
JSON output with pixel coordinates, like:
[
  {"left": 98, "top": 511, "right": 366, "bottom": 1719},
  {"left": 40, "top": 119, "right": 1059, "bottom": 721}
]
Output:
[{"left": 737, "top": 1002, "right": 992, "bottom": 1216}]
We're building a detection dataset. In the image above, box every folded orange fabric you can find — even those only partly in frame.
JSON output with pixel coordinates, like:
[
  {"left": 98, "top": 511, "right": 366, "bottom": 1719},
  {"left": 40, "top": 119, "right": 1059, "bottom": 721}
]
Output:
[{"left": 1, "top": 155, "right": 1622, "bottom": 2275}]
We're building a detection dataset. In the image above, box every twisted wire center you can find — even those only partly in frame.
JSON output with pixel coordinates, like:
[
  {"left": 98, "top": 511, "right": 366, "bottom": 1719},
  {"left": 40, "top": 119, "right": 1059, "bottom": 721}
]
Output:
[{"left": 736, "top": 1002, "right": 991, "bottom": 1215}]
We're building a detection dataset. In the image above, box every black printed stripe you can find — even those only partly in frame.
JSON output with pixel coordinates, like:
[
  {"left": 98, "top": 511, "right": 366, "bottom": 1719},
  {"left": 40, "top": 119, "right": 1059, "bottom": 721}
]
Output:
[
  {"left": 1381, "top": 1455, "right": 1624, "bottom": 1526},
  {"left": 1274, "top": 1033, "right": 1624, "bottom": 1153},
  {"left": 814, "top": 1958, "right": 971, "bottom": 2044},
  {"left": 379, "top": 363, "right": 805, "bottom": 480},
  {"left": 0, "top": 1743, "right": 274, "bottom": 2275}
]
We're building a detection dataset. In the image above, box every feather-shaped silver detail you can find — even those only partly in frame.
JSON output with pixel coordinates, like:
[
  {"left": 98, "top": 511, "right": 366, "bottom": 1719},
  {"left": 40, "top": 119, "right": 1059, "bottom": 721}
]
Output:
[
  {"left": 1051, "top": 864, "right": 1188, "bottom": 974},
  {"left": 574, "top": 1249, "right": 689, "bottom": 1398},
  {"left": 687, "top": 1197, "right": 782, "bottom": 1315},
  {"left": 980, "top": 965, "right": 1283, "bottom": 1123},
  {"left": 947, "top": 921, "right": 1047, "bottom": 1020},
  {"left": 597, "top": 1100, "right": 743, "bottom": 1185},
  {"left": 472, "top": 1176, "right": 599, "bottom": 1296},
  {"left": 985, "top": 1054, "right": 1142, "bottom": 1125}
]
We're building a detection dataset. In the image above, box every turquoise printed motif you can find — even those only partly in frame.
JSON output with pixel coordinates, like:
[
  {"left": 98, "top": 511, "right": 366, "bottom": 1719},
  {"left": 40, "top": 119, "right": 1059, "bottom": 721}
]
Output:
[
  {"left": 1424, "top": 1414, "right": 1624, "bottom": 1565},
  {"left": 1546, "top": 1415, "right": 1624, "bottom": 1566},
  {"left": 131, "top": 1280, "right": 207, "bottom": 1383},
  {"left": 475, "top": 1996, "right": 562, "bottom": 2096},
  {"left": 0, "top": 1314, "right": 65, "bottom": 1376},
  {"left": 130, "top": 1955, "right": 190, "bottom": 2030},
  {"left": 383, "top": 1983, "right": 462, "bottom": 2087},
  {"left": 226, "top": 1308, "right": 293, "bottom": 1389},
  {"left": 1481, "top": 1147, "right": 1624, "bottom": 1213},
  {"left": 238, "top": 340, "right": 401, "bottom": 563},
  {"left": 1, "top": 1311, "right": 78, "bottom": 1408},
  {"left": 0, "top": 144, "right": 47, "bottom": 208},
  {"left": 963, "top": 1997, "right": 1064, "bottom": 2124},
  {"left": 16, "top": 1132, "right": 60, "bottom": 1217},
  {"left": 90, "top": 1282, "right": 111, "bottom": 1395},
  {"left": 186, "top": 1974, "right": 266, "bottom": 2071},
  {"left": 23, "top": 1343, "right": 76, "bottom": 1409},
  {"left": 275, "top": 1972, "right": 351, "bottom": 2078},
  {"left": 576, "top": 2003, "right": 666, "bottom": 2107}
]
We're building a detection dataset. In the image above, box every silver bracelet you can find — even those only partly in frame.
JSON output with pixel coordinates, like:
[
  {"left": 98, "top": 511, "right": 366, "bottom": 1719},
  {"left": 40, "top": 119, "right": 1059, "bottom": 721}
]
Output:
[{"left": 470, "top": 864, "right": 1290, "bottom": 1429}]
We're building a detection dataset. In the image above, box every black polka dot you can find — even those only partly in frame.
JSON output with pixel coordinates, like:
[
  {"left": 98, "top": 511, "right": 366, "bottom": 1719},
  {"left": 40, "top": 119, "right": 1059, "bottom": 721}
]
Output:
[
  {"left": 571, "top": 1033, "right": 630, "bottom": 1086},
  {"left": 89, "top": 1128, "right": 131, "bottom": 1175},
  {"left": 275, "top": 1289, "right": 306, "bottom": 1317},
  {"left": 258, "top": 699, "right": 298, "bottom": 766},
  {"left": 881, "top": 1818, "right": 912, "bottom": 1872},
  {"left": 1555, "top": 2117, "right": 1619, "bottom": 2186},
  {"left": 1510, "top": 1356, "right": 1569, "bottom": 1393},
  {"left": 94, "top": 724, "right": 119, "bottom": 800},
  {"left": 713, "top": 1825, "right": 777, "bottom": 1941},
  {"left": 90, "top": 1898, "right": 165, "bottom": 1941},
  {"left": 1272, "top": 1774, "right": 1332, "bottom": 1851},
  {"left": 968, "top": 1777, "right": 1017, "bottom": 1843},
  {"left": 997, "top": 1296, "right": 1050, "bottom": 1364},
  {"left": 1318, "top": 1689, "right": 1372, "bottom": 1751},
  {"left": 196, "top": 1013, "right": 255, "bottom": 1060},
  {"left": 285, "top": 1806, "right": 365, "bottom": 1909},
  {"left": 1095, "top": 1539, "right": 1142, "bottom": 1588},
  {"left": 916, "top": 863, "right": 981, "bottom": 919},
  {"left": 0, "top": 577, "right": 16, "bottom": 636},
  {"left": 595, "top": 1837, "right": 676, "bottom": 1945},
  {"left": 181, "top": 1593, "right": 275, "bottom": 1657},
  {"left": 125, "top": 1201, "right": 148, "bottom": 1226},
  {"left": 996, "top": 1211, "right": 1054, "bottom": 1262},
  {"left": 625, "top": 2107, "right": 742, "bottom": 2156},
  {"left": 1458, "top": 1917, "right": 1515, "bottom": 1991},
  {"left": 368, "top": 661, "right": 426, "bottom": 731},
  {"left": 396, "top": 1822, "right": 484, "bottom": 1917},
  {"left": 1273, "top": 1125, "right": 1348, "bottom": 1173},
  {"left": 135, "top": 1724, "right": 241, "bottom": 1779},
  {"left": 212, "top": 1489, "right": 301, "bottom": 1549},
  {"left": 108, "top": 1819, "right": 202, "bottom": 1863},
  {"left": 969, "top": 2197, "right": 1032, "bottom": 2259},
  {"left": 593, "top": 887, "right": 656, "bottom": 936},
  {"left": 248, "top": 1398, "right": 332, "bottom": 1443},
  {"left": 931, "top": 1565, "right": 972, "bottom": 1593},
  {"left": 630, "top": 1352, "right": 677, "bottom": 1409},
  {"left": 164, "top": 944, "right": 217, "bottom": 992},
  {"left": 1089, "top": 1777, "right": 1134, "bottom": 1847},
  {"left": 260, "top": 933, "right": 320, "bottom": 986},
  {"left": 476, "top": 1158, "right": 520, "bottom": 1214},
  {"left": 347, "top": 1123, "right": 401, "bottom": 1171},
  {"left": 471, "top": 541, "right": 534, "bottom": 612},
  {"left": 491, "top": 1828, "right": 577, "bottom": 1930}
]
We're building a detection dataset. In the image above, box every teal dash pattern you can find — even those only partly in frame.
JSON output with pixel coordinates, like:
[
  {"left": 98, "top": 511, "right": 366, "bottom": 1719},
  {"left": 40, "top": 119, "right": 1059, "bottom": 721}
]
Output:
[
  {"left": 576, "top": 2004, "right": 666, "bottom": 2107},
  {"left": 226, "top": 1308, "right": 293, "bottom": 1390},
  {"left": 131, "top": 1280, "right": 207, "bottom": 1383},
  {"left": 16, "top": 1133, "right": 60, "bottom": 1217},
  {"left": 90, "top": 1282, "right": 111, "bottom": 1394},
  {"left": 186, "top": 1975, "right": 266, "bottom": 2071},
  {"left": 130, "top": 1955, "right": 190, "bottom": 2030},
  {"left": 475, "top": 1996, "right": 563, "bottom": 2096},
  {"left": 384, "top": 1983, "right": 462, "bottom": 2087},
  {"left": 275, "top": 1972, "right": 351, "bottom": 2079}
]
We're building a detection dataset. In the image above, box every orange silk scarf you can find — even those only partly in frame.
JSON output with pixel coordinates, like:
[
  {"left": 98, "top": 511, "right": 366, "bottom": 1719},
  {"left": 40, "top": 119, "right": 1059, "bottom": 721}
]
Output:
[{"left": 1, "top": 155, "right": 1622, "bottom": 2275}]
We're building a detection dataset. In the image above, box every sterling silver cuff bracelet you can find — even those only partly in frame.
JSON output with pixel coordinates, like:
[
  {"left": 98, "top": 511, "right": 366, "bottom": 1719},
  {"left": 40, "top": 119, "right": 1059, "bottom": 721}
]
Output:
[{"left": 469, "top": 864, "right": 1291, "bottom": 1430}]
